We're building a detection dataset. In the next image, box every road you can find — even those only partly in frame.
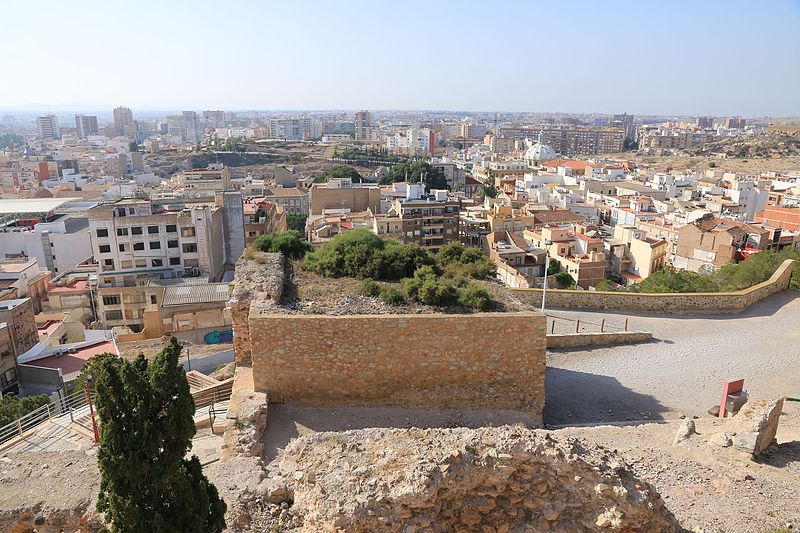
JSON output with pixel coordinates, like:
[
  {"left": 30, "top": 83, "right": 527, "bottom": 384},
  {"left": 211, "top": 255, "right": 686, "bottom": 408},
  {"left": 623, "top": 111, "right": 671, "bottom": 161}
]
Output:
[
  {"left": 543, "top": 290, "right": 800, "bottom": 426},
  {"left": 181, "top": 349, "right": 233, "bottom": 375}
]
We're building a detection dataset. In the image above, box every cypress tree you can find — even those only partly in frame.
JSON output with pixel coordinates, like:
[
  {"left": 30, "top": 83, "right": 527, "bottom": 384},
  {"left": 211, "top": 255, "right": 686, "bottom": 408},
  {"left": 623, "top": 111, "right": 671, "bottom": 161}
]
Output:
[{"left": 93, "top": 338, "right": 226, "bottom": 532}]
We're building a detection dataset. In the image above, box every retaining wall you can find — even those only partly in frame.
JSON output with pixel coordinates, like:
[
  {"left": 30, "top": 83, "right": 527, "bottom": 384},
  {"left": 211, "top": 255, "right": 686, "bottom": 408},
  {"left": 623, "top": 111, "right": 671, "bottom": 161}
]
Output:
[
  {"left": 246, "top": 312, "right": 547, "bottom": 422},
  {"left": 512, "top": 259, "right": 795, "bottom": 313},
  {"left": 546, "top": 331, "right": 653, "bottom": 349}
]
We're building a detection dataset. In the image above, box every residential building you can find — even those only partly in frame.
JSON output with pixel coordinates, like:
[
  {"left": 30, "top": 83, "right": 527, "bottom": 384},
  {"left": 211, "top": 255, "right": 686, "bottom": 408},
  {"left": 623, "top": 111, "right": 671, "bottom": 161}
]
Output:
[
  {"left": 484, "top": 230, "right": 546, "bottom": 288},
  {"left": 354, "top": 110, "right": 371, "bottom": 140},
  {"left": 609, "top": 225, "right": 668, "bottom": 285},
  {"left": 725, "top": 116, "right": 746, "bottom": 129},
  {"left": 497, "top": 124, "right": 624, "bottom": 156},
  {"left": 75, "top": 114, "right": 99, "bottom": 138},
  {"left": 0, "top": 298, "right": 37, "bottom": 394},
  {"left": 243, "top": 199, "right": 287, "bottom": 245},
  {"left": 172, "top": 163, "right": 232, "bottom": 193},
  {"left": 486, "top": 204, "right": 537, "bottom": 235},
  {"left": 673, "top": 215, "right": 747, "bottom": 272},
  {"left": 0, "top": 258, "right": 51, "bottom": 314},
  {"left": 36, "top": 115, "right": 60, "bottom": 140},
  {"left": 113, "top": 106, "right": 134, "bottom": 134},
  {"left": 262, "top": 186, "right": 309, "bottom": 216},
  {"left": 388, "top": 184, "right": 460, "bottom": 251},
  {"left": 524, "top": 225, "right": 606, "bottom": 288},
  {"left": 309, "top": 178, "right": 381, "bottom": 215},
  {"left": 0, "top": 215, "right": 93, "bottom": 275},
  {"left": 696, "top": 116, "right": 715, "bottom": 128}
]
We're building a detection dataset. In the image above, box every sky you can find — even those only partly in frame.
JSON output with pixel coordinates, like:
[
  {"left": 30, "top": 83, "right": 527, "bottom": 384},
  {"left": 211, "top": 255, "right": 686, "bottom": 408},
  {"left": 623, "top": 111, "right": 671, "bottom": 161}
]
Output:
[{"left": 2, "top": 0, "right": 799, "bottom": 116}]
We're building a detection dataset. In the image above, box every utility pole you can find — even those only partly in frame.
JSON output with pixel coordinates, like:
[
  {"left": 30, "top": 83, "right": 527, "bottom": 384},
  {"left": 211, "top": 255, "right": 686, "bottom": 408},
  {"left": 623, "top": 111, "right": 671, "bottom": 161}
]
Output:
[{"left": 541, "top": 239, "right": 553, "bottom": 314}]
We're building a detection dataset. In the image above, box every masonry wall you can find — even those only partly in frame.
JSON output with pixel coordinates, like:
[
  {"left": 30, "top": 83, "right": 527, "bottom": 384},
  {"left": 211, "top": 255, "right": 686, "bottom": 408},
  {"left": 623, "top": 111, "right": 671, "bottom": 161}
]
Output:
[
  {"left": 247, "top": 311, "right": 546, "bottom": 422},
  {"left": 512, "top": 259, "right": 795, "bottom": 313}
]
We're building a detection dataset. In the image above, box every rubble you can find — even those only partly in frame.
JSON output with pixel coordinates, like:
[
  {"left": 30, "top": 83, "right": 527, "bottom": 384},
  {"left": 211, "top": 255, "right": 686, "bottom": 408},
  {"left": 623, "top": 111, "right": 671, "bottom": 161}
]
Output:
[
  {"left": 257, "top": 426, "right": 682, "bottom": 532},
  {"left": 673, "top": 418, "right": 697, "bottom": 445},
  {"left": 732, "top": 397, "right": 784, "bottom": 457}
]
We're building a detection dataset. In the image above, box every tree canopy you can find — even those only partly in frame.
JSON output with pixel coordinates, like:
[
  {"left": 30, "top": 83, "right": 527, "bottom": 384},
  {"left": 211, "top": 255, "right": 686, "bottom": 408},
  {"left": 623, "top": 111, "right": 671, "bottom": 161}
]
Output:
[
  {"left": 92, "top": 341, "right": 226, "bottom": 532},
  {"left": 253, "top": 230, "right": 311, "bottom": 259},
  {"left": 314, "top": 165, "right": 363, "bottom": 183},
  {"left": 380, "top": 161, "right": 448, "bottom": 190}
]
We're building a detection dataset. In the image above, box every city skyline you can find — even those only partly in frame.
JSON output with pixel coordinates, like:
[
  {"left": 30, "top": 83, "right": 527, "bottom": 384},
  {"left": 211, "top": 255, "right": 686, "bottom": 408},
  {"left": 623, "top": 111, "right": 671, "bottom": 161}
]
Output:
[{"left": 1, "top": 0, "right": 799, "bottom": 116}]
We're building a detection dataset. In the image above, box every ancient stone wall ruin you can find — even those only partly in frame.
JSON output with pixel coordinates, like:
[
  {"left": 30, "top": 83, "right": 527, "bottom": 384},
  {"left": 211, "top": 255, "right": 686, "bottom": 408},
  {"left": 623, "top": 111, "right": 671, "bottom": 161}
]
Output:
[{"left": 228, "top": 251, "right": 547, "bottom": 421}]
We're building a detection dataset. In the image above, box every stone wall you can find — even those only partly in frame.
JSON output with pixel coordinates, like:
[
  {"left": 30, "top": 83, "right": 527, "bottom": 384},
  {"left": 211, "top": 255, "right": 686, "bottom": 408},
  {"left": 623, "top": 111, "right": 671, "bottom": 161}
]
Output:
[
  {"left": 512, "top": 259, "right": 795, "bottom": 313},
  {"left": 248, "top": 312, "right": 546, "bottom": 421},
  {"left": 546, "top": 331, "right": 653, "bottom": 349}
]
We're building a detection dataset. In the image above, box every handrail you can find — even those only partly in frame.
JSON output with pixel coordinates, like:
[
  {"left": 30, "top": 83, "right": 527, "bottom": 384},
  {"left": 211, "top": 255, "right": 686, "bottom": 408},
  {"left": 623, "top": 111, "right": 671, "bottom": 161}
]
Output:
[{"left": 0, "top": 387, "right": 94, "bottom": 445}]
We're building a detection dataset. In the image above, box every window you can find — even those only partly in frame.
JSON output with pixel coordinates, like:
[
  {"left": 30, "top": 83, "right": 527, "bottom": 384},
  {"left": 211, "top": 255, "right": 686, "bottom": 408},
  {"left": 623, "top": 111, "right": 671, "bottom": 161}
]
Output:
[
  {"left": 103, "top": 259, "right": 114, "bottom": 267},
  {"left": 130, "top": 226, "right": 143, "bottom": 235},
  {"left": 184, "top": 259, "right": 199, "bottom": 267},
  {"left": 148, "top": 225, "right": 159, "bottom": 234},
  {"left": 152, "top": 259, "right": 163, "bottom": 267},
  {"left": 182, "top": 243, "right": 197, "bottom": 253},
  {"left": 117, "top": 227, "right": 129, "bottom": 236},
  {"left": 135, "top": 259, "right": 147, "bottom": 267},
  {"left": 118, "top": 243, "right": 127, "bottom": 252},
  {"left": 121, "top": 260, "right": 132, "bottom": 269},
  {"left": 133, "top": 242, "right": 145, "bottom": 251},
  {"left": 166, "top": 224, "right": 177, "bottom": 233},
  {"left": 169, "top": 257, "right": 181, "bottom": 265},
  {"left": 167, "top": 240, "right": 178, "bottom": 248},
  {"left": 150, "top": 295, "right": 158, "bottom": 304},
  {"left": 96, "top": 228, "right": 109, "bottom": 238},
  {"left": 105, "top": 310, "right": 123, "bottom": 321},
  {"left": 181, "top": 227, "right": 196, "bottom": 238},
  {"left": 149, "top": 241, "right": 161, "bottom": 250},
  {"left": 102, "top": 295, "right": 121, "bottom": 305},
  {"left": 98, "top": 245, "right": 111, "bottom": 253}
]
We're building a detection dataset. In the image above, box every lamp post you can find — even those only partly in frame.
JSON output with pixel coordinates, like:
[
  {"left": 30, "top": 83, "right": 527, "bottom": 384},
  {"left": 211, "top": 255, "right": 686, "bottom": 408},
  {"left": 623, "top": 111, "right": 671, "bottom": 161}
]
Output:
[
  {"left": 541, "top": 239, "right": 553, "bottom": 314},
  {"left": 85, "top": 373, "right": 100, "bottom": 445}
]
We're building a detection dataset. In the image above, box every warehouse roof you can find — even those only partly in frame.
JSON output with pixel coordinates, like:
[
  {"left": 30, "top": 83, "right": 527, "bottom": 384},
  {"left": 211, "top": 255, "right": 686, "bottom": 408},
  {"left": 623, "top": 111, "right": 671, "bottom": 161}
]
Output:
[{"left": 0, "top": 198, "right": 80, "bottom": 215}]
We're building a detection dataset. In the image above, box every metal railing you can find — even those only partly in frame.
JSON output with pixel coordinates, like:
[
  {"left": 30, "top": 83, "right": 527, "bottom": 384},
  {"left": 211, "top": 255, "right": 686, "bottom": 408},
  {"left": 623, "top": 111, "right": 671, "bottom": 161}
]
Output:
[{"left": 0, "top": 387, "right": 93, "bottom": 446}]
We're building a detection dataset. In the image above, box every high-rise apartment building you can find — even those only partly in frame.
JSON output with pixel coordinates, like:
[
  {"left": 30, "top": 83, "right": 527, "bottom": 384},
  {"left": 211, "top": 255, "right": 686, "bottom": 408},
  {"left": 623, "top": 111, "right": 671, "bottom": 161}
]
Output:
[
  {"left": 182, "top": 111, "right": 199, "bottom": 142},
  {"left": 354, "top": 110, "right": 371, "bottom": 140},
  {"left": 203, "top": 110, "right": 225, "bottom": 128},
  {"left": 497, "top": 124, "right": 624, "bottom": 156},
  {"left": 75, "top": 114, "right": 99, "bottom": 138},
  {"left": 725, "top": 116, "right": 746, "bottom": 129},
  {"left": 36, "top": 115, "right": 60, "bottom": 140},
  {"left": 113, "top": 106, "right": 134, "bottom": 134},
  {"left": 696, "top": 116, "right": 715, "bottom": 129}
]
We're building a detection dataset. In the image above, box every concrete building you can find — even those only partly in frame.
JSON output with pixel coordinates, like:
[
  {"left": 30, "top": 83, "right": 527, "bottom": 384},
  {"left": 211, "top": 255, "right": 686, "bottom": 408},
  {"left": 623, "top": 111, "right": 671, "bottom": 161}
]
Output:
[
  {"left": 243, "top": 199, "right": 287, "bottom": 245},
  {"left": 484, "top": 230, "right": 546, "bottom": 288},
  {"left": 216, "top": 190, "right": 246, "bottom": 266},
  {"left": 608, "top": 225, "right": 668, "bottom": 285},
  {"left": 673, "top": 215, "right": 747, "bottom": 272},
  {"left": 88, "top": 197, "right": 227, "bottom": 285},
  {"left": 112, "top": 106, "right": 134, "bottom": 135},
  {"left": 74, "top": 114, "right": 99, "bottom": 138},
  {"left": 262, "top": 187, "right": 309, "bottom": 216},
  {"left": 309, "top": 178, "right": 381, "bottom": 216},
  {"left": 0, "top": 298, "right": 37, "bottom": 394},
  {"left": 36, "top": 115, "right": 60, "bottom": 140},
  {"left": 755, "top": 206, "right": 800, "bottom": 231},
  {"left": 0, "top": 215, "right": 92, "bottom": 275},
  {"left": 524, "top": 225, "right": 606, "bottom": 288},
  {"left": 354, "top": 110, "right": 371, "bottom": 141},
  {"left": 0, "top": 259, "right": 51, "bottom": 314},
  {"left": 172, "top": 163, "right": 232, "bottom": 193},
  {"left": 388, "top": 185, "right": 460, "bottom": 251},
  {"left": 497, "top": 124, "right": 624, "bottom": 156}
]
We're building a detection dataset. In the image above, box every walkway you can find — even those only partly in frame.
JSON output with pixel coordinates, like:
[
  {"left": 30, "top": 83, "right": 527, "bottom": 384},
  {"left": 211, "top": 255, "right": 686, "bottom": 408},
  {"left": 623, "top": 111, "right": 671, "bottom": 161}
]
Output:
[{"left": 544, "top": 291, "right": 800, "bottom": 425}]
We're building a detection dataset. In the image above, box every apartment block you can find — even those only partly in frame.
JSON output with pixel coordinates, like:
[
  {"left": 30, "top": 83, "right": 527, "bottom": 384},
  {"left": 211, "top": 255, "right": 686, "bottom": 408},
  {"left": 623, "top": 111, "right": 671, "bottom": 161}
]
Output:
[
  {"left": 525, "top": 225, "right": 606, "bottom": 288},
  {"left": 497, "top": 124, "right": 624, "bottom": 156},
  {"left": 309, "top": 178, "right": 381, "bottom": 215},
  {"left": 389, "top": 185, "right": 460, "bottom": 251},
  {"left": 172, "top": 163, "right": 232, "bottom": 193},
  {"left": 0, "top": 298, "right": 37, "bottom": 394}
]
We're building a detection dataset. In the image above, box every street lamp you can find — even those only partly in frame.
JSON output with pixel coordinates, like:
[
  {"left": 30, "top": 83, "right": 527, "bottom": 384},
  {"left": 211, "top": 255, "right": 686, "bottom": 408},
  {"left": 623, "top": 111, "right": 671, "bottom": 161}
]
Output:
[
  {"left": 541, "top": 239, "right": 554, "bottom": 314},
  {"left": 84, "top": 373, "right": 100, "bottom": 444}
]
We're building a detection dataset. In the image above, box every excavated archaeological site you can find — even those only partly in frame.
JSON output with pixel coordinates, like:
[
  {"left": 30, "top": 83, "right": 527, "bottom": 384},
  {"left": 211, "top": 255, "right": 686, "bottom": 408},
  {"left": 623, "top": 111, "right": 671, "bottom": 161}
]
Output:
[{"left": 2, "top": 251, "right": 799, "bottom": 533}]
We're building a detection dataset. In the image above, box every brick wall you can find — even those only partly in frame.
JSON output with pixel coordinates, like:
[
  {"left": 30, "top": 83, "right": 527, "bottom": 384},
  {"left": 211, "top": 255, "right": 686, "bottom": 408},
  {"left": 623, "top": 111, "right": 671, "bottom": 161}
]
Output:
[
  {"left": 512, "top": 259, "right": 795, "bottom": 313},
  {"left": 246, "top": 312, "right": 546, "bottom": 422}
]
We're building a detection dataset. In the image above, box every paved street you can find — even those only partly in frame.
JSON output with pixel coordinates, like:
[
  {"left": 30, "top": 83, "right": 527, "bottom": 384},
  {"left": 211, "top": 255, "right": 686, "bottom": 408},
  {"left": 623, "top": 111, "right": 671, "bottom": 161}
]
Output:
[{"left": 544, "top": 291, "right": 800, "bottom": 426}]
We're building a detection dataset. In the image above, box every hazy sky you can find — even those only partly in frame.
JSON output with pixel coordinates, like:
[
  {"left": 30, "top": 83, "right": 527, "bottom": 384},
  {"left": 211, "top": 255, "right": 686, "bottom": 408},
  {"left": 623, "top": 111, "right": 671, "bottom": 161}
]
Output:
[{"left": 2, "top": 0, "right": 799, "bottom": 116}]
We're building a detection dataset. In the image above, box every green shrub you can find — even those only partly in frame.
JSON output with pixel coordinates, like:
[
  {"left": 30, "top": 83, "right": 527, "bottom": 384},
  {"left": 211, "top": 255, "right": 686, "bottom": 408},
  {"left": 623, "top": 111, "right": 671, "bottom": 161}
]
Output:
[
  {"left": 554, "top": 272, "right": 576, "bottom": 289},
  {"left": 628, "top": 265, "right": 720, "bottom": 293},
  {"left": 379, "top": 286, "right": 405, "bottom": 305},
  {"left": 418, "top": 277, "right": 452, "bottom": 306},
  {"left": 594, "top": 279, "right": 619, "bottom": 292},
  {"left": 435, "top": 242, "right": 496, "bottom": 280},
  {"left": 456, "top": 282, "right": 494, "bottom": 310},
  {"left": 304, "top": 230, "right": 432, "bottom": 280},
  {"left": 358, "top": 279, "right": 381, "bottom": 297},
  {"left": 0, "top": 393, "right": 51, "bottom": 428},
  {"left": 252, "top": 230, "right": 310, "bottom": 259}
]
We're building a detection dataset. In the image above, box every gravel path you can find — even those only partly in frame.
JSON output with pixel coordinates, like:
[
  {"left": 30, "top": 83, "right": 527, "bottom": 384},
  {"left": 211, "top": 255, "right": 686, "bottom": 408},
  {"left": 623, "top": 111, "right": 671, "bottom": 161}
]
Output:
[{"left": 544, "top": 290, "right": 800, "bottom": 425}]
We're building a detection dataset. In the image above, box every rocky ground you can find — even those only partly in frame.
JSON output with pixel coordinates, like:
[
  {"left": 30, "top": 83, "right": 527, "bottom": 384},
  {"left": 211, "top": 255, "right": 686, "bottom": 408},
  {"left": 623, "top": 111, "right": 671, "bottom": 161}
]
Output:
[
  {"left": 272, "top": 259, "right": 530, "bottom": 315},
  {"left": 117, "top": 337, "right": 232, "bottom": 361}
]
